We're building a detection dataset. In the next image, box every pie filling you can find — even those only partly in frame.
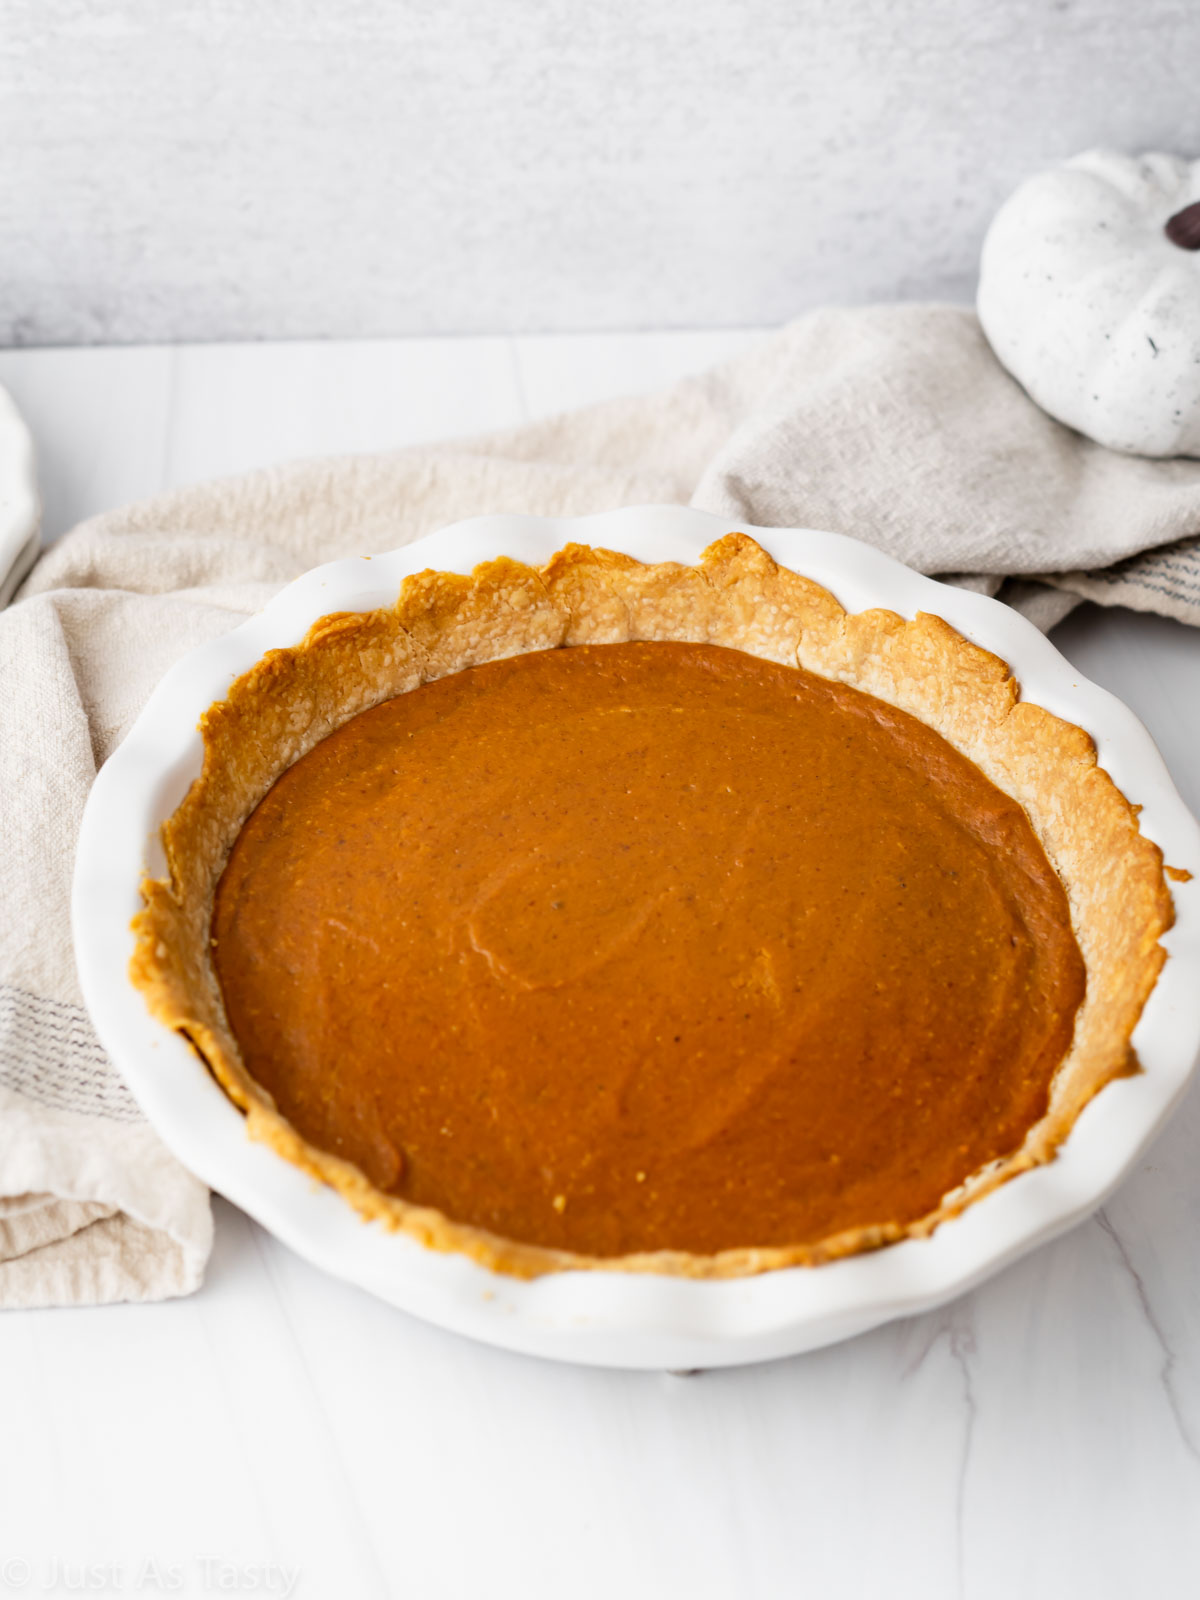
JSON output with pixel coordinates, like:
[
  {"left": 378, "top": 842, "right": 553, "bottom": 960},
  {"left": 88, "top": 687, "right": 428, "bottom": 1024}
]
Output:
[{"left": 210, "top": 639, "right": 1086, "bottom": 1259}]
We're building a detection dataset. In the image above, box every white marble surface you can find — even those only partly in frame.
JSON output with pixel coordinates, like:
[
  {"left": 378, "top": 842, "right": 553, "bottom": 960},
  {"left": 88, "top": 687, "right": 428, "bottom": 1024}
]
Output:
[
  {"left": 1, "top": 329, "right": 1199, "bottom": 1598},
  {"left": 5, "top": 0, "right": 1200, "bottom": 345}
]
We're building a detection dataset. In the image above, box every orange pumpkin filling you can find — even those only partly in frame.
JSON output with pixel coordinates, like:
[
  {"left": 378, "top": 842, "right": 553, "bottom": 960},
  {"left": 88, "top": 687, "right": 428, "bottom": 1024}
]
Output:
[{"left": 211, "top": 639, "right": 1085, "bottom": 1259}]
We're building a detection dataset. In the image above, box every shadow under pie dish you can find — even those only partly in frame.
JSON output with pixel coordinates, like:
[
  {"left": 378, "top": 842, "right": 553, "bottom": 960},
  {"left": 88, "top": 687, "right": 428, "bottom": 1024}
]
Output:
[{"left": 127, "top": 529, "right": 1177, "bottom": 1284}]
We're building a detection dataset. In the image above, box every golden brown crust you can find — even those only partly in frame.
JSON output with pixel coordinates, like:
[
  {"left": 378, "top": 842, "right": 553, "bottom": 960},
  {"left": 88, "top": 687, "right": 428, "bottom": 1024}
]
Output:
[{"left": 130, "top": 535, "right": 1177, "bottom": 1280}]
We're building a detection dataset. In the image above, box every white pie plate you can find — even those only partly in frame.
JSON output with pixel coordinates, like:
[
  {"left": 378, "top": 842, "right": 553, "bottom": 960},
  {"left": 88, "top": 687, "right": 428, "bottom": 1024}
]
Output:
[{"left": 73, "top": 505, "right": 1200, "bottom": 1368}]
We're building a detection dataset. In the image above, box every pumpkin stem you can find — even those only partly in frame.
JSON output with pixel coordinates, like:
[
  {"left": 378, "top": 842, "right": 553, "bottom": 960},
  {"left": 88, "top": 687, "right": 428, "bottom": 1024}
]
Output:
[{"left": 1165, "top": 201, "right": 1200, "bottom": 250}]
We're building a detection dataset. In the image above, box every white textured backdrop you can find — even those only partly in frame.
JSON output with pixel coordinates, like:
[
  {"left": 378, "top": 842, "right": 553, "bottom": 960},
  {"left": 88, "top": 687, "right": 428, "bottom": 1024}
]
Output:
[{"left": 3, "top": 0, "right": 1200, "bottom": 345}]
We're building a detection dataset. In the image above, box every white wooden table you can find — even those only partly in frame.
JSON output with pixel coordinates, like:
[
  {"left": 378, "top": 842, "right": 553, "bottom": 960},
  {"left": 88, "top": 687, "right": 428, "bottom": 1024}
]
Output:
[{"left": 1, "top": 330, "right": 1198, "bottom": 1600}]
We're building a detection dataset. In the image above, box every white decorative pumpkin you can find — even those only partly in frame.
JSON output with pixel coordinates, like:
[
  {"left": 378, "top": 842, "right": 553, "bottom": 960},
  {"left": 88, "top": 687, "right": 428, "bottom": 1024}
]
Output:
[{"left": 977, "top": 150, "right": 1200, "bottom": 458}]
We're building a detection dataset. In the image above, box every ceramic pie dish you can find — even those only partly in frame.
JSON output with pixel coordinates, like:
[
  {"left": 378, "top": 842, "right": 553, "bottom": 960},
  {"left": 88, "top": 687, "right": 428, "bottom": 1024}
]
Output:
[{"left": 73, "top": 506, "right": 1200, "bottom": 1367}]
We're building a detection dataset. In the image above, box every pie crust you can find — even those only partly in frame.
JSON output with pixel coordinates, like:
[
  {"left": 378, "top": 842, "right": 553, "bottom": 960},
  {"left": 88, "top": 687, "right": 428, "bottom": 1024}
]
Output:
[{"left": 130, "top": 534, "right": 1174, "bottom": 1279}]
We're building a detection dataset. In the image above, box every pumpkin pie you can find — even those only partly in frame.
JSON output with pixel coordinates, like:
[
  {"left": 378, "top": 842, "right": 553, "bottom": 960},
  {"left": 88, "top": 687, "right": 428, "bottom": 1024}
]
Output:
[{"left": 130, "top": 535, "right": 1174, "bottom": 1278}]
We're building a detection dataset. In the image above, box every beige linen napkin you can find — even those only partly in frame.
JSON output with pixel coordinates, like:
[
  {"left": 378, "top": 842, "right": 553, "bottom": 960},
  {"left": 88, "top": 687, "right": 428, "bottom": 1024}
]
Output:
[{"left": 4, "top": 303, "right": 1200, "bottom": 1308}]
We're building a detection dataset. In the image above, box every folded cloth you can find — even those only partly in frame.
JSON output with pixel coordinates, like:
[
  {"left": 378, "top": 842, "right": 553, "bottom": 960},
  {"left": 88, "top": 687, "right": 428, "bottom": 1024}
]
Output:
[{"left": 4, "top": 302, "right": 1200, "bottom": 1308}]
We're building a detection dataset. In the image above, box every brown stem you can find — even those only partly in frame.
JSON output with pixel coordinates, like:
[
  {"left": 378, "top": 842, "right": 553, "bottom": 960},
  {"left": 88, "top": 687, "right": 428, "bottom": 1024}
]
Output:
[{"left": 1165, "top": 200, "right": 1200, "bottom": 250}]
